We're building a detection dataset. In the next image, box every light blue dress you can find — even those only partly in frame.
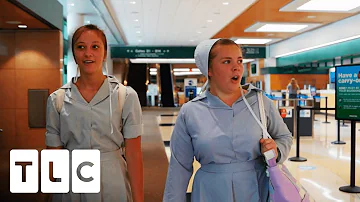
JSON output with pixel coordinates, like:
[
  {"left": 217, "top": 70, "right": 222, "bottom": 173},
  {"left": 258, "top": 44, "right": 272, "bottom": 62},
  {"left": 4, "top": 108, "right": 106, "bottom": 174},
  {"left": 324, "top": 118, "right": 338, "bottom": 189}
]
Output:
[
  {"left": 45, "top": 76, "right": 142, "bottom": 202},
  {"left": 163, "top": 84, "right": 292, "bottom": 202}
]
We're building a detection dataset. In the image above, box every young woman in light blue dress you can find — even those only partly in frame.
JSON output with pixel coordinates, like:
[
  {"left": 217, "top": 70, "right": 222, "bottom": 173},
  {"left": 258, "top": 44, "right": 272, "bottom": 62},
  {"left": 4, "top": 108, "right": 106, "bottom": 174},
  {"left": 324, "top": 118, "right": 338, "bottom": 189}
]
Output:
[
  {"left": 163, "top": 39, "right": 292, "bottom": 202},
  {"left": 45, "top": 24, "right": 144, "bottom": 202}
]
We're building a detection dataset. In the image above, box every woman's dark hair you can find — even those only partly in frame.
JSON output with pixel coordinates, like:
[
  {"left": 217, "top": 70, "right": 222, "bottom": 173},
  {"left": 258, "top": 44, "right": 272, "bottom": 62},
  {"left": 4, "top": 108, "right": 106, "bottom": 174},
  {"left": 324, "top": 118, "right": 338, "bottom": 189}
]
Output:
[
  {"left": 208, "top": 39, "right": 240, "bottom": 69},
  {"left": 72, "top": 24, "right": 107, "bottom": 63}
]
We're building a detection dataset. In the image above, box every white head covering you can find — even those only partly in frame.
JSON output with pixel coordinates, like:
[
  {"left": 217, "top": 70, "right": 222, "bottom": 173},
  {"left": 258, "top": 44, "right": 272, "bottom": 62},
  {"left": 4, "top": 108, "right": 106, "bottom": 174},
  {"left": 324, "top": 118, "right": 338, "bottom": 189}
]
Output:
[{"left": 194, "top": 38, "right": 221, "bottom": 94}]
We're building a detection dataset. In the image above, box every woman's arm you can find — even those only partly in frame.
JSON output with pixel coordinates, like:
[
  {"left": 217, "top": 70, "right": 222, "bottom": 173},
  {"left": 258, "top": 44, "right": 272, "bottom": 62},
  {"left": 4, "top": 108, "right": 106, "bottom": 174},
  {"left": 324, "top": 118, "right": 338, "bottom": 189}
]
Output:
[{"left": 125, "top": 137, "right": 144, "bottom": 202}]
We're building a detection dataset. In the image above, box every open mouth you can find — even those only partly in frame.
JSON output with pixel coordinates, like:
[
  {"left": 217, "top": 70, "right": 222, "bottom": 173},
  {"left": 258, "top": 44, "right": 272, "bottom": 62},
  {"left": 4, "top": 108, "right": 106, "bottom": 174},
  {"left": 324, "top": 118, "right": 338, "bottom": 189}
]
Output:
[
  {"left": 83, "top": 60, "right": 95, "bottom": 64},
  {"left": 231, "top": 76, "right": 239, "bottom": 81}
]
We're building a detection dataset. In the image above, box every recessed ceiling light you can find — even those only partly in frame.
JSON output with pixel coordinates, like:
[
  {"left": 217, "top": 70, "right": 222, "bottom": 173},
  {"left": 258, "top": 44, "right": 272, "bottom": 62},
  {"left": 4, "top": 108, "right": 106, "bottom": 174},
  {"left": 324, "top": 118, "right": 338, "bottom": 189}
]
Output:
[
  {"left": 307, "top": 15, "right": 316, "bottom": 19},
  {"left": 136, "top": 31, "right": 141, "bottom": 34},
  {"left": 297, "top": 0, "right": 360, "bottom": 11},
  {"left": 138, "top": 39, "right": 142, "bottom": 42},
  {"left": 86, "top": 21, "right": 91, "bottom": 24},
  {"left": 134, "top": 19, "right": 139, "bottom": 22},
  {"left": 197, "top": 31, "right": 202, "bottom": 34},
  {"left": 256, "top": 24, "right": 308, "bottom": 32},
  {"left": 189, "top": 39, "right": 195, "bottom": 42},
  {"left": 6, "top": 21, "right": 21, "bottom": 24},
  {"left": 222, "top": 2, "right": 230, "bottom": 5},
  {"left": 234, "top": 38, "right": 273, "bottom": 44},
  {"left": 18, "top": 25, "right": 27, "bottom": 29},
  {"left": 70, "top": 3, "right": 74, "bottom": 6},
  {"left": 267, "top": 33, "right": 275, "bottom": 36},
  {"left": 207, "top": 20, "right": 213, "bottom": 23},
  {"left": 130, "top": 1, "right": 136, "bottom": 4}
]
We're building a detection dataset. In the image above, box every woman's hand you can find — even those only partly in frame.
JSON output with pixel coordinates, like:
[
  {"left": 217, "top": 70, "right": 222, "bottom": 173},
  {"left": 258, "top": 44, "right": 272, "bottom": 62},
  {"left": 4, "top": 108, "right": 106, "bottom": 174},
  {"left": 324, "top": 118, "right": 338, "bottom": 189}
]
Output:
[{"left": 259, "top": 138, "right": 278, "bottom": 159}]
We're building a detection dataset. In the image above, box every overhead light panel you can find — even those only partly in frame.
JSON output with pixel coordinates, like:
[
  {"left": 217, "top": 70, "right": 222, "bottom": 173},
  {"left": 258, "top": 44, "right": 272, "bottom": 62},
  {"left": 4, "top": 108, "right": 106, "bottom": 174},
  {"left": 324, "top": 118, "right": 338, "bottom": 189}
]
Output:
[
  {"left": 222, "top": 2, "right": 230, "bottom": 5},
  {"left": 150, "top": 72, "right": 157, "bottom": 75},
  {"left": 256, "top": 24, "right": 308, "bottom": 32},
  {"left": 234, "top": 38, "right": 272, "bottom": 44},
  {"left": 297, "top": 0, "right": 360, "bottom": 12},
  {"left": 174, "top": 72, "right": 203, "bottom": 76},
  {"left": 129, "top": 1, "right": 136, "bottom": 4},
  {"left": 173, "top": 68, "right": 200, "bottom": 72},
  {"left": 18, "top": 25, "right": 27, "bottom": 29},
  {"left": 150, "top": 68, "right": 157, "bottom": 72}
]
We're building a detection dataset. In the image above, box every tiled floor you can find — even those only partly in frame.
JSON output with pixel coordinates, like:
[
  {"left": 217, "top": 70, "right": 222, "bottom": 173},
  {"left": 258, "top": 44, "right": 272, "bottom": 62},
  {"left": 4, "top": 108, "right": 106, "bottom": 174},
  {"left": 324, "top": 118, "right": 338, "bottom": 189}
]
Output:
[{"left": 158, "top": 111, "right": 360, "bottom": 202}]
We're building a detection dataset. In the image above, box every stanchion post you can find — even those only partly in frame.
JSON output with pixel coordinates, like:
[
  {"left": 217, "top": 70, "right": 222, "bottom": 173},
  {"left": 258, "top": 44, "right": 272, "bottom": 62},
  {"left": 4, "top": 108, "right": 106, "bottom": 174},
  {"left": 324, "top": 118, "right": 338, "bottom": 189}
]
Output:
[
  {"left": 339, "top": 121, "right": 360, "bottom": 193},
  {"left": 289, "top": 105, "right": 307, "bottom": 162},
  {"left": 323, "top": 97, "right": 330, "bottom": 124},
  {"left": 332, "top": 120, "right": 346, "bottom": 145}
]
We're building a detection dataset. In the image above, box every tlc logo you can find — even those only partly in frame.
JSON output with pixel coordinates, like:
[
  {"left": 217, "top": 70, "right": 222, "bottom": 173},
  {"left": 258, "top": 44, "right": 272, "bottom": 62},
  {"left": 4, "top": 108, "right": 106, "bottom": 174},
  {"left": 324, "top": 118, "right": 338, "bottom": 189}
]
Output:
[{"left": 10, "top": 149, "right": 100, "bottom": 193}]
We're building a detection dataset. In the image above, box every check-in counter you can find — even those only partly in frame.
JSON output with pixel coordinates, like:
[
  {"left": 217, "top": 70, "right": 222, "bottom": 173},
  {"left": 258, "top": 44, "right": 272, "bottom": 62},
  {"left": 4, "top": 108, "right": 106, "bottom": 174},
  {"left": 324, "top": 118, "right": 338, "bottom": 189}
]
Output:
[{"left": 277, "top": 99, "right": 314, "bottom": 137}]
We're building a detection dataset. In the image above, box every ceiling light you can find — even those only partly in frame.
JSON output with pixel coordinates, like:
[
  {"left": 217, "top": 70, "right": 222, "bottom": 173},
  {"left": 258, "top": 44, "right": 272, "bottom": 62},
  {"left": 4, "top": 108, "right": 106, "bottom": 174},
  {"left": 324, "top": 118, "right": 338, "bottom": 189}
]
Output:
[
  {"left": 222, "top": 2, "right": 230, "bottom": 5},
  {"left": 256, "top": 24, "right": 308, "bottom": 32},
  {"left": 70, "top": 3, "right": 74, "bottom": 6},
  {"left": 297, "top": 0, "right": 360, "bottom": 12},
  {"left": 207, "top": 20, "right": 213, "bottom": 23},
  {"left": 174, "top": 72, "right": 203, "bottom": 76},
  {"left": 275, "top": 34, "right": 360, "bottom": 58},
  {"left": 243, "top": 59, "right": 255, "bottom": 63},
  {"left": 138, "top": 39, "right": 142, "bottom": 42},
  {"left": 130, "top": 59, "right": 195, "bottom": 64},
  {"left": 150, "top": 72, "right": 157, "bottom": 75},
  {"left": 234, "top": 38, "right": 273, "bottom": 44},
  {"left": 267, "top": 33, "right": 275, "bottom": 36},
  {"left": 173, "top": 68, "right": 200, "bottom": 72},
  {"left": 86, "top": 21, "right": 91, "bottom": 24},
  {"left": 134, "top": 19, "right": 139, "bottom": 22},
  {"left": 136, "top": 31, "right": 141, "bottom": 34},
  {"left": 129, "top": 1, "right": 136, "bottom": 4},
  {"left": 189, "top": 39, "right": 195, "bottom": 42},
  {"left": 150, "top": 68, "right": 157, "bottom": 72},
  {"left": 6, "top": 21, "right": 21, "bottom": 24},
  {"left": 197, "top": 31, "right": 202, "bottom": 34},
  {"left": 307, "top": 15, "right": 316, "bottom": 19},
  {"left": 18, "top": 25, "right": 27, "bottom": 29}
]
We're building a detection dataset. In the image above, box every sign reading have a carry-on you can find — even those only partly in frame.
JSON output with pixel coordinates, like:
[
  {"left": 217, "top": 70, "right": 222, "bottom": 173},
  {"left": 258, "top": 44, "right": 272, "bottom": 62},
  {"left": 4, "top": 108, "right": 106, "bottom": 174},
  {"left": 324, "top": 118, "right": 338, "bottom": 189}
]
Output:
[{"left": 335, "top": 64, "right": 360, "bottom": 121}]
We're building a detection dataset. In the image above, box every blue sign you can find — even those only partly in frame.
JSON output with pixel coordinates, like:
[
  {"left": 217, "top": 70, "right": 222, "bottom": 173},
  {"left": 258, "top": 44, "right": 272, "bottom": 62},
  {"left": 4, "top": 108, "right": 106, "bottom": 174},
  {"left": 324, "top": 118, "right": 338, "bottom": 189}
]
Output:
[{"left": 185, "top": 86, "right": 197, "bottom": 98}]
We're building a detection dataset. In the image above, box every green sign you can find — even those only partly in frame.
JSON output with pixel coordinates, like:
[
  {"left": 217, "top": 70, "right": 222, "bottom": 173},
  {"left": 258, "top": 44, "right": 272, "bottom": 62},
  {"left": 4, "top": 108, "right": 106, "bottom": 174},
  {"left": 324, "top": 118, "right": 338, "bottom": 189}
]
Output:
[
  {"left": 241, "top": 46, "right": 266, "bottom": 59},
  {"left": 111, "top": 46, "right": 266, "bottom": 59},
  {"left": 111, "top": 47, "right": 195, "bottom": 59},
  {"left": 335, "top": 65, "right": 360, "bottom": 120}
]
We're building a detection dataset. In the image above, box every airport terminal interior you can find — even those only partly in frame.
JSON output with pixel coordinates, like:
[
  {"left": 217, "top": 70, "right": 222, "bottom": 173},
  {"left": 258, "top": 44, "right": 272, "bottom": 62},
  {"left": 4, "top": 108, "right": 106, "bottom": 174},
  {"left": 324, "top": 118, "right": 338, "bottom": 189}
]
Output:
[{"left": 1, "top": 0, "right": 360, "bottom": 201}]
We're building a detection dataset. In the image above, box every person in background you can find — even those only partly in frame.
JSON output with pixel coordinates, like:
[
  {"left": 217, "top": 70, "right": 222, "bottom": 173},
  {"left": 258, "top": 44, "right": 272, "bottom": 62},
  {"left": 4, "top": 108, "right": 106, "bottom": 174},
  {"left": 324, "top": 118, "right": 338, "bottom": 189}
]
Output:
[
  {"left": 45, "top": 24, "right": 143, "bottom": 202},
  {"left": 287, "top": 78, "right": 300, "bottom": 106},
  {"left": 287, "top": 78, "right": 300, "bottom": 98},
  {"left": 163, "top": 38, "right": 292, "bottom": 202}
]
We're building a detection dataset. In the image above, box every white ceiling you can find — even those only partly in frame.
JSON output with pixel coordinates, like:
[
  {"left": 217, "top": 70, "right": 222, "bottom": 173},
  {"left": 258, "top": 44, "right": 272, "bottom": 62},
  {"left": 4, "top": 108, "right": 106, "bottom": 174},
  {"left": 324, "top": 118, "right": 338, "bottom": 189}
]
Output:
[{"left": 107, "top": 0, "right": 257, "bottom": 46}]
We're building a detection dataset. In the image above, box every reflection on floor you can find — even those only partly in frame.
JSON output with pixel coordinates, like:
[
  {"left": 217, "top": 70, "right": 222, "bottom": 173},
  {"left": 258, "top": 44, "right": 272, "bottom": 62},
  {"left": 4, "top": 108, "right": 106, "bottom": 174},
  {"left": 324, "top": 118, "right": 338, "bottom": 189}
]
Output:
[{"left": 158, "top": 111, "right": 360, "bottom": 202}]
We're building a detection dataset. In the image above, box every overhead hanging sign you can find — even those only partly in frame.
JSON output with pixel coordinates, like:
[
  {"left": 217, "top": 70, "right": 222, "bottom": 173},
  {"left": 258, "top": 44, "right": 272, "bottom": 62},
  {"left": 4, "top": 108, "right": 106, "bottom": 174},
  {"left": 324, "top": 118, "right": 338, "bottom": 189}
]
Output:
[
  {"left": 111, "top": 46, "right": 266, "bottom": 59},
  {"left": 335, "top": 65, "right": 360, "bottom": 120}
]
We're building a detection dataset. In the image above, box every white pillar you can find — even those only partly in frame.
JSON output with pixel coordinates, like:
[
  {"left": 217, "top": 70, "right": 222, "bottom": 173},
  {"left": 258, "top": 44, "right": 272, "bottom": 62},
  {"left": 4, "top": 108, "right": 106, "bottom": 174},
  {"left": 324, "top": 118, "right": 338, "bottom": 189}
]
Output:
[{"left": 67, "top": 13, "right": 84, "bottom": 82}]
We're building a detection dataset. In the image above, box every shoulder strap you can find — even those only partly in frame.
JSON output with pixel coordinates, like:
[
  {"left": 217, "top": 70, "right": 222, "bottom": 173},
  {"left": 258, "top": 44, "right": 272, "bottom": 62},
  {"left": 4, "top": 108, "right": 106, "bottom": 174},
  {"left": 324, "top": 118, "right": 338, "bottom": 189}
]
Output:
[
  {"left": 258, "top": 92, "right": 268, "bottom": 138},
  {"left": 118, "top": 83, "right": 127, "bottom": 125},
  {"left": 55, "top": 89, "right": 65, "bottom": 113},
  {"left": 242, "top": 91, "right": 271, "bottom": 139}
]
